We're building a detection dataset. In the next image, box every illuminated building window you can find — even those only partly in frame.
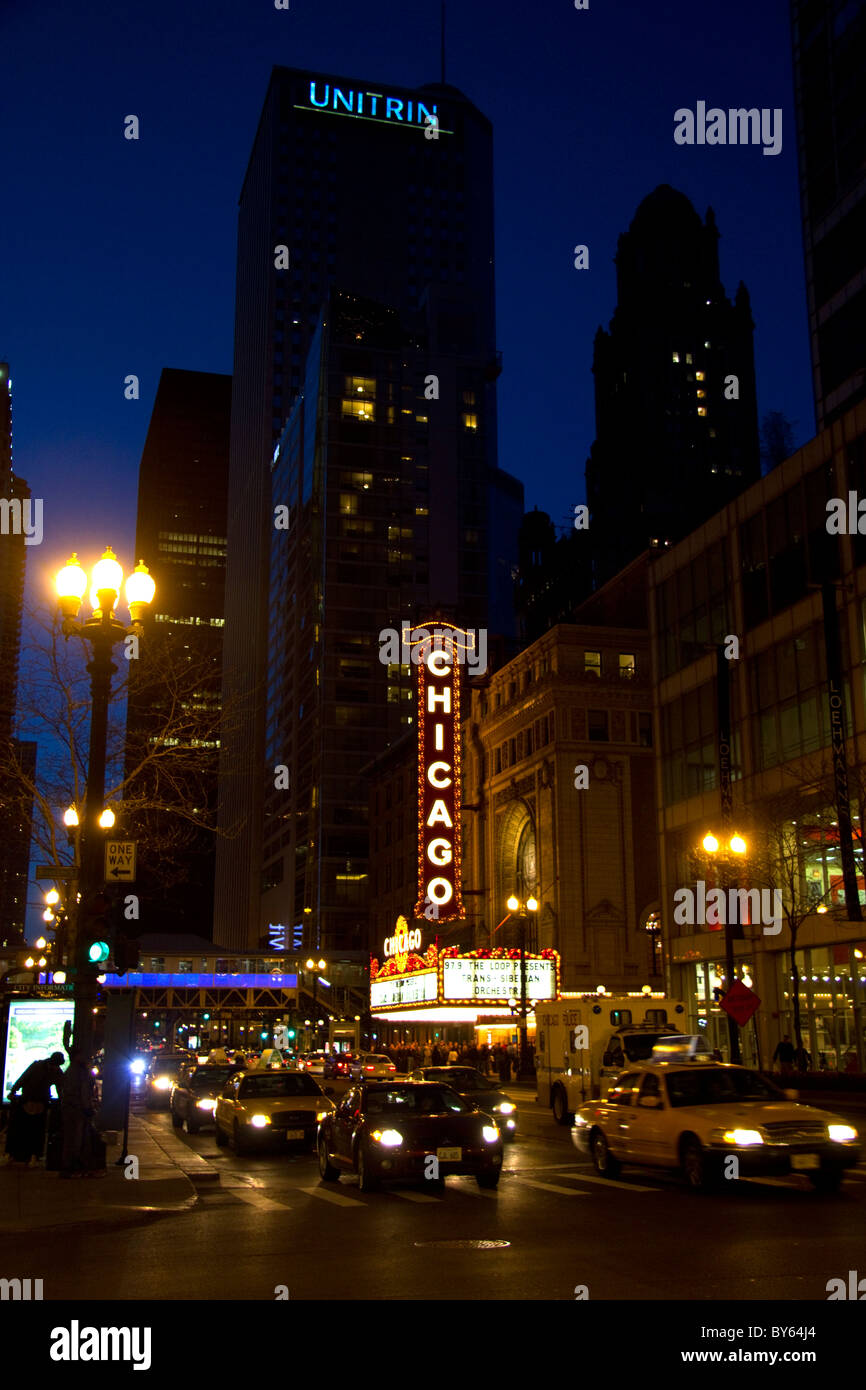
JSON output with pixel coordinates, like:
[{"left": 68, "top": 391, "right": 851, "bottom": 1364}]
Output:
[
  {"left": 697, "top": 407, "right": 708, "bottom": 417},
  {"left": 696, "top": 389, "right": 706, "bottom": 398},
  {"left": 671, "top": 351, "right": 680, "bottom": 363},
  {"left": 461, "top": 412, "right": 478, "bottom": 431},
  {"left": 462, "top": 389, "right": 476, "bottom": 405},
  {"left": 695, "top": 371, "right": 705, "bottom": 381},
  {"left": 416, "top": 414, "right": 429, "bottom": 424},
  {"left": 619, "top": 653, "right": 635, "bottom": 679},
  {"left": 685, "top": 353, "right": 693, "bottom": 364},
  {"left": 339, "top": 493, "right": 357, "bottom": 515},
  {"left": 584, "top": 650, "right": 601, "bottom": 677},
  {"left": 415, "top": 506, "right": 429, "bottom": 516},
  {"left": 342, "top": 398, "right": 375, "bottom": 421}
]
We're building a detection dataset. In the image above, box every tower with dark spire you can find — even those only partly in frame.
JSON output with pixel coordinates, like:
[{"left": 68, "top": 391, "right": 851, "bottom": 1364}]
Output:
[{"left": 585, "top": 185, "right": 760, "bottom": 587}]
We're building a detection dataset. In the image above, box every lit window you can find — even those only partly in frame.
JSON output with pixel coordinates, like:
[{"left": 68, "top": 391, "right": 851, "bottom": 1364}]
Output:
[
  {"left": 461, "top": 412, "right": 478, "bottom": 431},
  {"left": 696, "top": 389, "right": 706, "bottom": 398},
  {"left": 338, "top": 493, "right": 357, "bottom": 515},
  {"left": 343, "top": 375, "right": 375, "bottom": 398},
  {"left": 695, "top": 371, "right": 705, "bottom": 381},
  {"left": 619, "top": 653, "right": 635, "bottom": 679},
  {"left": 342, "top": 398, "right": 375, "bottom": 422},
  {"left": 697, "top": 407, "right": 708, "bottom": 417},
  {"left": 416, "top": 414, "right": 429, "bottom": 424},
  {"left": 462, "top": 389, "right": 476, "bottom": 405},
  {"left": 685, "top": 353, "right": 693, "bottom": 364},
  {"left": 415, "top": 506, "right": 429, "bottom": 516},
  {"left": 585, "top": 650, "right": 601, "bottom": 677},
  {"left": 671, "top": 352, "right": 680, "bottom": 363}
]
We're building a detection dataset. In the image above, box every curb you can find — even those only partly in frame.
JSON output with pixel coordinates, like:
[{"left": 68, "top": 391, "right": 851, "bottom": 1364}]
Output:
[{"left": 136, "top": 1115, "right": 221, "bottom": 1184}]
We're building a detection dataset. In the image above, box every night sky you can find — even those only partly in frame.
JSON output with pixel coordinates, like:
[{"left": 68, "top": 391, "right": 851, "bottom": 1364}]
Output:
[{"left": 4, "top": 0, "right": 809, "bottom": 927}]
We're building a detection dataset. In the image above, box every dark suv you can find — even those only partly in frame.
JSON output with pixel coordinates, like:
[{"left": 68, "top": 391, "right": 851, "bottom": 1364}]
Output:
[{"left": 170, "top": 1063, "right": 237, "bottom": 1133}]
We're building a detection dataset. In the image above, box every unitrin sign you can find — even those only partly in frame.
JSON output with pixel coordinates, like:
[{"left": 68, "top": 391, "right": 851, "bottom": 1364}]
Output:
[{"left": 300, "top": 81, "right": 443, "bottom": 132}]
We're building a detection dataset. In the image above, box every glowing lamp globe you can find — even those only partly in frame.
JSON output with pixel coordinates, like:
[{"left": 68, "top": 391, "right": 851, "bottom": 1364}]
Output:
[
  {"left": 526, "top": 896, "right": 538, "bottom": 913},
  {"left": 56, "top": 554, "right": 88, "bottom": 619},
  {"left": 126, "top": 561, "right": 155, "bottom": 622},
  {"left": 90, "top": 547, "right": 123, "bottom": 613},
  {"left": 702, "top": 834, "right": 719, "bottom": 854},
  {"left": 64, "top": 806, "right": 79, "bottom": 828},
  {"left": 506, "top": 895, "right": 519, "bottom": 912},
  {"left": 729, "top": 834, "right": 747, "bottom": 855}
]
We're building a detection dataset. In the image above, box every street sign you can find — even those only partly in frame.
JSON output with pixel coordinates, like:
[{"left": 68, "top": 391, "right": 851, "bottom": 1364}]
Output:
[
  {"left": 719, "top": 978, "right": 761, "bottom": 1027},
  {"left": 35, "top": 866, "right": 75, "bottom": 881},
  {"left": 104, "top": 841, "right": 136, "bottom": 883}
]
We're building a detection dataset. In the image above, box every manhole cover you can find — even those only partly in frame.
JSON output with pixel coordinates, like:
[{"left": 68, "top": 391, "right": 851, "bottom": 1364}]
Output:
[{"left": 414, "top": 1240, "right": 510, "bottom": 1250}]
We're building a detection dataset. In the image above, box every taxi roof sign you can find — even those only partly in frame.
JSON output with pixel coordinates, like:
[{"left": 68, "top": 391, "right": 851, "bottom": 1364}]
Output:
[{"left": 651, "top": 1035, "right": 713, "bottom": 1061}]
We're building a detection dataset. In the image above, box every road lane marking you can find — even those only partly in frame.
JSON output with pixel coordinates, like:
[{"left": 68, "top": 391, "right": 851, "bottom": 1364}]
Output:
[
  {"left": 229, "top": 1188, "right": 289, "bottom": 1211},
  {"left": 301, "top": 1185, "right": 366, "bottom": 1207},
  {"left": 563, "top": 1171, "right": 660, "bottom": 1192},
  {"left": 388, "top": 1189, "right": 441, "bottom": 1203}
]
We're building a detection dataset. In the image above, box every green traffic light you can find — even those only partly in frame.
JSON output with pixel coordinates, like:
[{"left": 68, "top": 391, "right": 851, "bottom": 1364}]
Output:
[
  {"left": 88, "top": 940, "right": 110, "bottom": 964},
  {"left": 287, "top": 1029, "right": 296, "bottom": 1039}
]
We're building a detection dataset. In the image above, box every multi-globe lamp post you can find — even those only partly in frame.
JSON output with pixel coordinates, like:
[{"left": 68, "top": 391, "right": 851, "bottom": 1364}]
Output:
[
  {"left": 506, "top": 894, "right": 538, "bottom": 1080},
  {"left": 54, "top": 549, "right": 155, "bottom": 1059},
  {"left": 305, "top": 957, "right": 327, "bottom": 1044},
  {"left": 699, "top": 831, "right": 748, "bottom": 1064}
]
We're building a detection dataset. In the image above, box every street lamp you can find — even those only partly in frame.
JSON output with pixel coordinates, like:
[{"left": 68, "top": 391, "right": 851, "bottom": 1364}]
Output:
[
  {"left": 305, "top": 958, "right": 327, "bottom": 1037},
  {"left": 55, "top": 548, "right": 155, "bottom": 1059},
  {"left": 505, "top": 894, "right": 538, "bottom": 1080},
  {"left": 699, "top": 830, "right": 749, "bottom": 1064}
]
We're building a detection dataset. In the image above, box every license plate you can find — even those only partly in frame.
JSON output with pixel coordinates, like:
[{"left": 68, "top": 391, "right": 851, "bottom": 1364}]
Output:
[
  {"left": 285, "top": 1129, "right": 304, "bottom": 1140},
  {"left": 791, "top": 1153, "right": 820, "bottom": 1171},
  {"left": 436, "top": 1147, "right": 461, "bottom": 1162}
]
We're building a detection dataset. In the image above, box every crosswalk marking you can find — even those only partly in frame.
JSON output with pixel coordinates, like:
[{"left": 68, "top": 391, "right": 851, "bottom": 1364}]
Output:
[
  {"left": 388, "top": 1188, "right": 441, "bottom": 1203},
  {"left": 515, "top": 1177, "right": 589, "bottom": 1197},
  {"left": 301, "top": 1185, "right": 366, "bottom": 1207},
  {"left": 229, "top": 1187, "right": 289, "bottom": 1211}
]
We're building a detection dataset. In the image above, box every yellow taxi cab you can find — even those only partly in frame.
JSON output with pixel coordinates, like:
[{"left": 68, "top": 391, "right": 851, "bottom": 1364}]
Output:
[
  {"left": 571, "top": 1037, "right": 860, "bottom": 1193},
  {"left": 214, "top": 1068, "right": 335, "bottom": 1154}
]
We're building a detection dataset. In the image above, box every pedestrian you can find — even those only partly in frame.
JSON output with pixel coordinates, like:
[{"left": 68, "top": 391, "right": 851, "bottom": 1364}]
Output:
[
  {"left": 59, "top": 1047, "right": 97, "bottom": 1179},
  {"left": 479, "top": 1044, "right": 489, "bottom": 1075},
  {"left": 772, "top": 1034, "right": 795, "bottom": 1075},
  {"left": 447, "top": 1042, "right": 459, "bottom": 1065},
  {"left": 423, "top": 1042, "right": 433, "bottom": 1066},
  {"left": 498, "top": 1045, "right": 510, "bottom": 1085},
  {"left": 5, "top": 1053, "right": 65, "bottom": 1167},
  {"left": 794, "top": 1044, "right": 811, "bottom": 1071}
]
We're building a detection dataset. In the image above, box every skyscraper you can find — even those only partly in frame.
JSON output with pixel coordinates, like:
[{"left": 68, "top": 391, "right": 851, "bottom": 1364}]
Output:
[
  {"left": 790, "top": 0, "right": 866, "bottom": 431},
  {"left": 0, "top": 362, "right": 35, "bottom": 946},
  {"left": 125, "top": 368, "right": 230, "bottom": 938},
  {"left": 585, "top": 186, "right": 760, "bottom": 588},
  {"left": 216, "top": 67, "right": 521, "bottom": 951}
]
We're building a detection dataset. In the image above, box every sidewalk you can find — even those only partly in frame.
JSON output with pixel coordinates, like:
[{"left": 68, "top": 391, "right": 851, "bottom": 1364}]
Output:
[{"left": 0, "top": 1111, "right": 207, "bottom": 1234}]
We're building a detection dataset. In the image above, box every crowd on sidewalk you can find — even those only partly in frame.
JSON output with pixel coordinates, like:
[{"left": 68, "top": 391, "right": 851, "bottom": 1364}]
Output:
[
  {"left": 379, "top": 1039, "right": 533, "bottom": 1082},
  {"left": 1, "top": 1046, "right": 106, "bottom": 1178}
]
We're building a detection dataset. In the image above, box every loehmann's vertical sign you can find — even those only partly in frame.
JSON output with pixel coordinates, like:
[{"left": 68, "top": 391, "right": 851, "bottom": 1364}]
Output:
[{"left": 412, "top": 624, "right": 466, "bottom": 922}]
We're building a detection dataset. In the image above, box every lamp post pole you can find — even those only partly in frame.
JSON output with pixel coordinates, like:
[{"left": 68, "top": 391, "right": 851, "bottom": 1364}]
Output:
[{"left": 56, "top": 550, "right": 155, "bottom": 1062}]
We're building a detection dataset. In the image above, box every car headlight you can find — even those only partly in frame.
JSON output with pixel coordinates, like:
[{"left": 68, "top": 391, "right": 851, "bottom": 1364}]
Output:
[
  {"left": 196, "top": 1098, "right": 216, "bottom": 1111},
  {"left": 828, "top": 1124, "right": 858, "bottom": 1143},
  {"left": 496, "top": 1102, "right": 516, "bottom": 1114},
  {"left": 370, "top": 1128, "right": 403, "bottom": 1147},
  {"left": 250, "top": 1113, "right": 270, "bottom": 1128},
  {"left": 153, "top": 1076, "right": 171, "bottom": 1090},
  {"left": 130, "top": 1060, "right": 146, "bottom": 1075},
  {"left": 721, "top": 1128, "right": 764, "bottom": 1146},
  {"left": 316, "top": 1110, "right": 330, "bottom": 1122},
  {"left": 482, "top": 1125, "right": 500, "bottom": 1144}
]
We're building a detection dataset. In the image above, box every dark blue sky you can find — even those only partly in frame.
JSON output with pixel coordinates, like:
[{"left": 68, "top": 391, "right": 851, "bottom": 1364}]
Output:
[
  {"left": 5, "top": 0, "right": 809, "bottom": 929},
  {"left": 5, "top": 0, "right": 809, "bottom": 593}
]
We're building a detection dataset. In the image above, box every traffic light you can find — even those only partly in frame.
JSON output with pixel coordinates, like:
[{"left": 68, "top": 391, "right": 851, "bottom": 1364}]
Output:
[
  {"left": 81, "top": 891, "right": 112, "bottom": 972},
  {"left": 287, "top": 1029, "right": 296, "bottom": 1041},
  {"left": 113, "top": 935, "right": 139, "bottom": 976}
]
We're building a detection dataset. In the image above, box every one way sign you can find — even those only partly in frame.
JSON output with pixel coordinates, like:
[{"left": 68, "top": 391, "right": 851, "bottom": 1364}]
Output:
[{"left": 104, "top": 841, "right": 137, "bottom": 883}]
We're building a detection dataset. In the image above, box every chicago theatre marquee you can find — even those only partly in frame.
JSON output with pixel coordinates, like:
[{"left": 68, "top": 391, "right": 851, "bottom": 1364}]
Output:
[{"left": 369, "top": 623, "right": 559, "bottom": 1030}]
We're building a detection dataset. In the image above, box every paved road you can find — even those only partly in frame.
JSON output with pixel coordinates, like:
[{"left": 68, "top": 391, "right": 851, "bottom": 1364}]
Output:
[{"left": 11, "top": 1089, "right": 866, "bottom": 1302}]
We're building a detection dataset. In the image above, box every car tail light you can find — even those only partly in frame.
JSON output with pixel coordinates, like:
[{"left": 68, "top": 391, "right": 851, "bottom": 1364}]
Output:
[
  {"left": 388, "top": 1065, "right": 395, "bottom": 1072},
  {"left": 365, "top": 1065, "right": 374, "bottom": 1071}
]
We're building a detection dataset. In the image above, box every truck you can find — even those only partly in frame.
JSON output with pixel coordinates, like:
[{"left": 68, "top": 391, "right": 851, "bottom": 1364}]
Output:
[{"left": 535, "top": 994, "right": 688, "bottom": 1123}]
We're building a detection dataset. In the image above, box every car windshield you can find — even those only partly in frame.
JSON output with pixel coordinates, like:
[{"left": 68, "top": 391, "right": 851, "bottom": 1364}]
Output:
[
  {"left": 666, "top": 1067, "right": 784, "bottom": 1108},
  {"left": 623, "top": 1033, "right": 674, "bottom": 1062},
  {"left": 238, "top": 1074, "right": 322, "bottom": 1099},
  {"left": 150, "top": 1058, "right": 185, "bottom": 1076},
  {"left": 365, "top": 1086, "right": 472, "bottom": 1115},
  {"left": 191, "top": 1067, "right": 234, "bottom": 1089},
  {"left": 427, "top": 1068, "right": 491, "bottom": 1091}
]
